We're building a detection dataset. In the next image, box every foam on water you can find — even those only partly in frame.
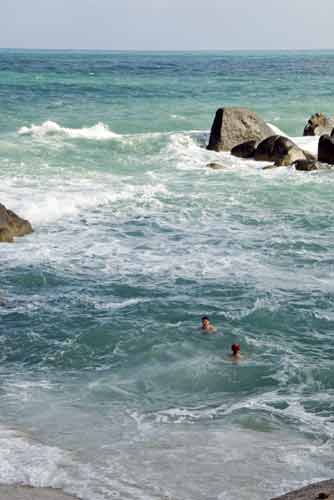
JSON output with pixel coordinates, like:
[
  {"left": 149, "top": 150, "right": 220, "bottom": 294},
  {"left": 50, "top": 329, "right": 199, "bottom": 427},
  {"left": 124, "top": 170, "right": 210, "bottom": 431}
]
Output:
[{"left": 18, "top": 121, "right": 121, "bottom": 141}]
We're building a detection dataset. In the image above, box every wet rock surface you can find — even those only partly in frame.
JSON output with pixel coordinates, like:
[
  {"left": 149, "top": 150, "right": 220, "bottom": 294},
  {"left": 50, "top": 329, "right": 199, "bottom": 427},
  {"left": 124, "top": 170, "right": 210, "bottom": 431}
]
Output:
[
  {"left": 303, "top": 112, "right": 334, "bottom": 136},
  {"left": 207, "top": 107, "right": 272, "bottom": 152},
  {"left": 0, "top": 204, "right": 33, "bottom": 243},
  {"left": 271, "top": 480, "right": 334, "bottom": 500}
]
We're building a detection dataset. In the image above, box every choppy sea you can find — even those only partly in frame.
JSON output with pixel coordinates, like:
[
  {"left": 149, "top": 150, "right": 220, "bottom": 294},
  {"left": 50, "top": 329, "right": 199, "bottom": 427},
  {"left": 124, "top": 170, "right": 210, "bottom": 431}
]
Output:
[{"left": 1, "top": 50, "right": 334, "bottom": 500}]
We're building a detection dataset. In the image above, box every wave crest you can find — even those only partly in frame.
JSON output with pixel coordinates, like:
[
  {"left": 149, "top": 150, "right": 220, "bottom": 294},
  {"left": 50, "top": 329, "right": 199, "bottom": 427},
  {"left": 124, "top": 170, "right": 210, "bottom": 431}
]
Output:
[{"left": 18, "top": 120, "right": 121, "bottom": 140}]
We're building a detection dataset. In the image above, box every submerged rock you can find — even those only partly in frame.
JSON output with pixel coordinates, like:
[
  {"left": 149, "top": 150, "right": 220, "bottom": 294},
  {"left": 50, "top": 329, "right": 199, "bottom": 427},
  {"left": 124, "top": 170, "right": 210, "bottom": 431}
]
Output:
[
  {"left": 303, "top": 112, "right": 334, "bottom": 136},
  {"left": 293, "top": 159, "right": 321, "bottom": 171},
  {"left": 231, "top": 140, "right": 258, "bottom": 158},
  {"left": 206, "top": 107, "right": 272, "bottom": 152},
  {"left": 254, "top": 135, "right": 307, "bottom": 165},
  {"left": 271, "top": 479, "right": 334, "bottom": 500},
  {"left": 318, "top": 134, "right": 334, "bottom": 164},
  {"left": 0, "top": 204, "right": 33, "bottom": 243},
  {"left": 206, "top": 162, "right": 227, "bottom": 170}
]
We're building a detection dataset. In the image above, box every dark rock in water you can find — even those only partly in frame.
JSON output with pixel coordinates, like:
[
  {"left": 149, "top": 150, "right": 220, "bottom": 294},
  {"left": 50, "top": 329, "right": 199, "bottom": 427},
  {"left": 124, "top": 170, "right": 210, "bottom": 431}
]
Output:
[
  {"left": 303, "top": 112, "right": 334, "bottom": 136},
  {"left": 331, "top": 129, "right": 334, "bottom": 137},
  {"left": 231, "top": 140, "right": 258, "bottom": 158},
  {"left": 254, "top": 135, "right": 306, "bottom": 165},
  {"left": 0, "top": 204, "right": 33, "bottom": 243},
  {"left": 271, "top": 479, "right": 334, "bottom": 500},
  {"left": 206, "top": 162, "right": 226, "bottom": 170},
  {"left": 293, "top": 159, "right": 321, "bottom": 171},
  {"left": 318, "top": 134, "right": 334, "bottom": 164},
  {"left": 206, "top": 107, "right": 272, "bottom": 152}
]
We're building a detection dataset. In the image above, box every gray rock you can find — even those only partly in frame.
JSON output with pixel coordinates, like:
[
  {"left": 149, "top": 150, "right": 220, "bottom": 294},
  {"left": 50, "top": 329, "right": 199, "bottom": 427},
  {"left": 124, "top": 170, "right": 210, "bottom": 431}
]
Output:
[
  {"left": 271, "top": 479, "right": 334, "bottom": 500},
  {"left": 231, "top": 140, "right": 258, "bottom": 158},
  {"left": 0, "top": 204, "right": 33, "bottom": 243},
  {"left": 303, "top": 113, "right": 334, "bottom": 136},
  {"left": 207, "top": 107, "right": 272, "bottom": 152},
  {"left": 254, "top": 135, "right": 307, "bottom": 166},
  {"left": 318, "top": 134, "right": 334, "bottom": 164}
]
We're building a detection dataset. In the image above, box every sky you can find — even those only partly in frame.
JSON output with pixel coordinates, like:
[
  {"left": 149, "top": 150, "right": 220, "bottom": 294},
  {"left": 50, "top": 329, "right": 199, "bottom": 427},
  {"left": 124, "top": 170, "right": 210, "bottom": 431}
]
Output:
[{"left": 1, "top": 0, "right": 334, "bottom": 51}]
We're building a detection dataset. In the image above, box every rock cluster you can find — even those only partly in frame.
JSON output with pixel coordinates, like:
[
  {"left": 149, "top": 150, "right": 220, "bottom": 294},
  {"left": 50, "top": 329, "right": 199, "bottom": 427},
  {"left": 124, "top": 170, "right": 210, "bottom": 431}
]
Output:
[
  {"left": 0, "top": 203, "right": 33, "bottom": 243},
  {"left": 207, "top": 106, "right": 334, "bottom": 170}
]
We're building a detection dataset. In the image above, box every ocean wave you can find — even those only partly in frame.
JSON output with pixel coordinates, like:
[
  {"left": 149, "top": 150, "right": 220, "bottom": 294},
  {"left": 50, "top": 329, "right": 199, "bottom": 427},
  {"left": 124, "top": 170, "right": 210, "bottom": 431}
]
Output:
[{"left": 18, "top": 121, "right": 122, "bottom": 140}]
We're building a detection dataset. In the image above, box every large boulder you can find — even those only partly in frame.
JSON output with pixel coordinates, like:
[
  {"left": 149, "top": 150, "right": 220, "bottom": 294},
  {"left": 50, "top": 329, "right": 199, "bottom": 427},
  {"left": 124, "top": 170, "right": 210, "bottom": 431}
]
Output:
[
  {"left": 0, "top": 204, "right": 33, "bottom": 242},
  {"left": 303, "top": 112, "right": 334, "bottom": 136},
  {"left": 254, "top": 135, "right": 307, "bottom": 166},
  {"left": 271, "top": 479, "right": 334, "bottom": 500},
  {"left": 207, "top": 107, "right": 273, "bottom": 152},
  {"left": 231, "top": 139, "right": 258, "bottom": 158},
  {"left": 318, "top": 134, "right": 334, "bottom": 164}
]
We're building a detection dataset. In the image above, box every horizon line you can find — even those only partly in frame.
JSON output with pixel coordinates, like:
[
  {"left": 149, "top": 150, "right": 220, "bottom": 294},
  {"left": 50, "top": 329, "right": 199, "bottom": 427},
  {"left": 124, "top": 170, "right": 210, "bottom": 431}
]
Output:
[{"left": 1, "top": 46, "right": 334, "bottom": 53}]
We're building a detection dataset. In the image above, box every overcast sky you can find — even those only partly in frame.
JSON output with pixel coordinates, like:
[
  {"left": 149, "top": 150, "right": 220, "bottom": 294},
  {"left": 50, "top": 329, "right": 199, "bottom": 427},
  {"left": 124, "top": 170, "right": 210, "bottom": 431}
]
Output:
[{"left": 1, "top": 0, "right": 334, "bottom": 51}]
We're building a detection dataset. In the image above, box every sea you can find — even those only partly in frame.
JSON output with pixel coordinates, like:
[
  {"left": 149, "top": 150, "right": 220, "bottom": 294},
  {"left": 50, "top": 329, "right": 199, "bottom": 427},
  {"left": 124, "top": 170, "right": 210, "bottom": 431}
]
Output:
[{"left": 0, "top": 49, "right": 334, "bottom": 500}]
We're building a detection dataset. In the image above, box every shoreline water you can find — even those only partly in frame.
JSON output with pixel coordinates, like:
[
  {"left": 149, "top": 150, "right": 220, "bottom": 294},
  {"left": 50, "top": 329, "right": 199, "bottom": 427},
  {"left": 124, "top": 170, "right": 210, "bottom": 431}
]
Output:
[{"left": 0, "top": 486, "right": 78, "bottom": 500}]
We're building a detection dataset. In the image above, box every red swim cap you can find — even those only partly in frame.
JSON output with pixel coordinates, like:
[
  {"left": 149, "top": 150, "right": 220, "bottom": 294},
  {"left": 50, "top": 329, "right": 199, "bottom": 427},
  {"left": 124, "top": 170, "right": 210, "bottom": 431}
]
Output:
[{"left": 232, "top": 344, "right": 240, "bottom": 353}]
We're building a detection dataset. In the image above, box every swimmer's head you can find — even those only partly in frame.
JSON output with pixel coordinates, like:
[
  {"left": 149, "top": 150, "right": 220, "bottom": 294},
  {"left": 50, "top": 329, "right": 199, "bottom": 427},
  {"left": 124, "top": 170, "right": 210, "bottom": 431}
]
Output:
[
  {"left": 201, "top": 316, "right": 210, "bottom": 328},
  {"left": 231, "top": 344, "right": 240, "bottom": 355}
]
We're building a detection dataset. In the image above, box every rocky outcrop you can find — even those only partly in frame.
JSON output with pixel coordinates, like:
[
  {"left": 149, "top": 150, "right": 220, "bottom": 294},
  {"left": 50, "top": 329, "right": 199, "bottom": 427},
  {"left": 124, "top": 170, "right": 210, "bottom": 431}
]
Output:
[
  {"left": 303, "top": 112, "right": 334, "bottom": 136},
  {"left": 254, "top": 135, "right": 307, "bottom": 166},
  {"left": 318, "top": 134, "right": 334, "bottom": 164},
  {"left": 207, "top": 107, "right": 273, "bottom": 152},
  {"left": 271, "top": 479, "right": 334, "bottom": 500},
  {"left": 293, "top": 159, "right": 321, "bottom": 171},
  {"left": 231, "top": 140, "right": 258, "bottom": 158},
  {"left": 0, "top": 204, "right": 33, "bottom": 242}
]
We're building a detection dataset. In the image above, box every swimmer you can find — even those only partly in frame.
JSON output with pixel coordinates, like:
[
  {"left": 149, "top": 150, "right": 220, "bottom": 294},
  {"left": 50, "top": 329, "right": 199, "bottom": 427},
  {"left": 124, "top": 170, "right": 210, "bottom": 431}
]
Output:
[
  {"left": 230, "top": 343, "right": 242, "bottom": 361},
  {"left": 200, "top": 316, "right": 216, "bottom": 333}
]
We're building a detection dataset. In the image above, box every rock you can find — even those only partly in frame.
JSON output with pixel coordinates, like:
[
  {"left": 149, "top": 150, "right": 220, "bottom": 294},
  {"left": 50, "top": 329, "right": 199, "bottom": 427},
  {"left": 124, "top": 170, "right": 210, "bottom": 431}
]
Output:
[
  {"left": 271, "top": 479, "right": 334, "bottom": 500},
  {"left": 206, "top": 162, "right": 226, "bottom": 170},
  {"left": 0, "top": 228, "right": 14, "bottom": 243},
  {"left": 207, "top": 107, "right": 273, "bottom": 152},
  {"left": 0, "top": 204, "right": 33, "bottom": 243},
  {"left": 275, "top": 148, "right": 307, "bottom": 166},
  {"left": 303, "top": 112, "right": 334, "bottom": 136},
  {"left": 318, "top": 134, "right": 334, "bottom": 164},
  {"left": 254, "top": 135, "right": 307, "bottom": 165},
  {"left": 293, "top": 159, "right": 321, "bottom": 171},
  {"left": 0, "top": 485, "right": 79, "bottom": 500},
  {"left": 231, "top": 140, "right": 258, "bottom": 158}
]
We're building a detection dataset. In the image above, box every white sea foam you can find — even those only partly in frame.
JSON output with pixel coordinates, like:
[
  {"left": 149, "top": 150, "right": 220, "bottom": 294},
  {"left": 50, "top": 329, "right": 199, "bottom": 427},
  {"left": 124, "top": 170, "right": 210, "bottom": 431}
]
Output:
[{"left": 18, "top": 121, "right": 121, "bottom": 140}]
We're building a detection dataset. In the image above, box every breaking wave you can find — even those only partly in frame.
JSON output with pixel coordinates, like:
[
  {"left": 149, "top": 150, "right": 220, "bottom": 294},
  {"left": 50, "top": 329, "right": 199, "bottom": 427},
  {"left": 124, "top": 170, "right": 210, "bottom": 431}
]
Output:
[{"left": 18, "top": 121, "right": 121, "bottom": 140}]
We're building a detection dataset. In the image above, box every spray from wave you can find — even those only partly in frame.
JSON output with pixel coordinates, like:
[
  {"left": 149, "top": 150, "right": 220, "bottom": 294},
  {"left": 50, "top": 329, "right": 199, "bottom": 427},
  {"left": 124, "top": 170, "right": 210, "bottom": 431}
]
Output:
[{"left": 18, "top": 121, "right": 121, "bottom": 141}]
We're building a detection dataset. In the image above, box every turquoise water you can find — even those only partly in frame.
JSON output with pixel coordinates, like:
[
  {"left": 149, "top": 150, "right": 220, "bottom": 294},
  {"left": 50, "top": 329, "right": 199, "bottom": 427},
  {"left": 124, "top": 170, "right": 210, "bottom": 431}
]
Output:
[{"left": 1, "top": 50, "right": 334, "bottom": 500}]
